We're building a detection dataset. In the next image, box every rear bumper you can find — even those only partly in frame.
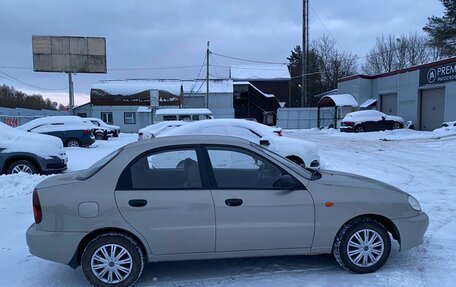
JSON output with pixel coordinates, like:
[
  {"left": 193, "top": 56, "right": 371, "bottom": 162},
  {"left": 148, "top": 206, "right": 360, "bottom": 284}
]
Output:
[
  {"left": 340, "top": 126, "right": 355, "bottom": 132},
  {"left": 26, "top": 224, "right": 86, "bottom": 265},
  {"left": 393, "top": 212, "right": 429, "bottom": 251}
]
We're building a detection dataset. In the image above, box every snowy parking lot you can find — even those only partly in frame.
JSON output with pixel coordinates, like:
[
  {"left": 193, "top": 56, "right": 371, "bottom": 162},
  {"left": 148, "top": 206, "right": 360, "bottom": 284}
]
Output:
[{"left": 1, "top": 129, "right": 456, "bottom": 287}]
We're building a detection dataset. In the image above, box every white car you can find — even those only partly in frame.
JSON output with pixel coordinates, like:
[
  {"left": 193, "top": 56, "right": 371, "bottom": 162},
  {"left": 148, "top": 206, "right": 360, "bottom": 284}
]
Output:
[
  {"left": 86, "top": 117, "right": 121, "bottom": 138},
  {"left": 138, "top": 121, "right": 186, "bottom": 140},
  {"left": 159, "top": 119, "right": 320, "bottom": 168}
]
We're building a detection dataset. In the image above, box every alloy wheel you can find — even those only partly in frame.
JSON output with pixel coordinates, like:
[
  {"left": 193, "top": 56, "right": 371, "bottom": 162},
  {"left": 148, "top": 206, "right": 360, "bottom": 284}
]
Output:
[
  {"left": 91, "top": 244, "right": 133, "bottom": 284},
  {"left": 346, "top": 229, "right": 384, "bottom": 267}
]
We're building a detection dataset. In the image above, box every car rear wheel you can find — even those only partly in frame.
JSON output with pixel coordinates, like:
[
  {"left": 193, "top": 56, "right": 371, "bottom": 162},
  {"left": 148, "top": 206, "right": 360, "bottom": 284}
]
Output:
[
  {"left": 81, "top": 233, "right": 145, "bottom": 287},
  {"left": 354, "top": 125, "right": 364, "bottom": 133},
  {"left": 7, "top": 160, "right": 37, "bottom": 175},
  {"left": 65, "top": 138, "right": 81, "bottom": 147},
  {"left": 95, "top": 132, "right": 107, "bottom": 141},
  {"left": 333, "top": 217, "right": 391, "bottom": 273},
  {"left": 392, "top": 122, "right": 402, "bottom": 130}
]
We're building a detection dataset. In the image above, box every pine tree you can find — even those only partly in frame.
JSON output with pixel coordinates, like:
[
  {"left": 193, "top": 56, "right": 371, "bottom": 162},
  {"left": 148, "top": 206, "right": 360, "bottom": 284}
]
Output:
[{"left": 423, "top": 0, "right": 456, "bottom": 57}]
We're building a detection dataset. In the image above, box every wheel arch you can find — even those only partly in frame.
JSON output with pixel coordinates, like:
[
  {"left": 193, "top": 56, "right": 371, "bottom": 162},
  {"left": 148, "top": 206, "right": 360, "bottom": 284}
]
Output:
[
  {"left": 69, "top": 227, "right": 149, "bottom": 269},
  {"left": 2, "top": 155, "right": 41, "bottom": 174},
  {"left": 334, "top": 214, "right": 401, "bottom": 247}
]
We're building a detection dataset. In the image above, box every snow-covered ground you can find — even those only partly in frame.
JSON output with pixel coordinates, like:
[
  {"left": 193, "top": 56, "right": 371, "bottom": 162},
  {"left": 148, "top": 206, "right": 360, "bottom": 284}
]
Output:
[{"left": 1, "top": 129, "right": 456, "bottom": 286}]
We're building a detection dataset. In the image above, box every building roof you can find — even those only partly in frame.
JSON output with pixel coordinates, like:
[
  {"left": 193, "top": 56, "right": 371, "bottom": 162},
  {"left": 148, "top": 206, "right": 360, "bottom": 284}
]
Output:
[
  {"left": 318, "top": 94, "right": 358, "bottom": 107},
  {"left": 339, "top": 56, "right": 456, "bottom": 83},
  {"left": 234, "top": 81, "right": 275, "bottom": 98},
  {"left": 230, "top": 65, "right": 290, "bottom": 80},
  {"left": 360, "top": 98, "right": 377, "bottom": 108},
  {"left": 92, "top": 79, "right": 233, "bottom": 96}
]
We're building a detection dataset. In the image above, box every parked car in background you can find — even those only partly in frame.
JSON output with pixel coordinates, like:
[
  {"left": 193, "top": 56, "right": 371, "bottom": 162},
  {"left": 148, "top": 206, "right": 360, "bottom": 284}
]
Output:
[
  {"left": 340, "top": 110, "right": 404, "bottom": 133},
  {"left": 16, "top": 116, "right": 95, "bottom": 147},
  {"left": 82, "top": 120, "right": 111, "bottom": 141},
  {"left": 86, "top": 117, "right": 120, "bottom": 138},
  {"left": 442, "top": 121, "right": 456, "bottom": 127},
  {"left": 154, "top": 108, "right": 213, "bottom": 122},
  {"left": 0, "top": 122, "right": 67, "bottom": 174},
  {"left": 138, "top": 121, "right": 186, "bottom": 140},
  {"left": 159, "top": 119, "right": 320, "bottom": 168},
  {"left": 26, "top": 135, "right": 428, "bottom": 286}
]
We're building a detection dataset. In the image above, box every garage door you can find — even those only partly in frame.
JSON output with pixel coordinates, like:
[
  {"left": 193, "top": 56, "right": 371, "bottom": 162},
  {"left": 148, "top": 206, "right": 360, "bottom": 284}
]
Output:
[
  {"left": 381, "top": 93, "right": 398, "bottom": 115},
  {"left": 421, "top": 88, "right": 445, "bottom": 131}
]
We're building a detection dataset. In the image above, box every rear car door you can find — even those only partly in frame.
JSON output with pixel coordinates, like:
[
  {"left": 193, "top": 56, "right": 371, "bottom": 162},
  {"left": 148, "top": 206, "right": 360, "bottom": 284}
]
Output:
[
  {"left": 115, "top": 146, "right": 215, "bottom": 255},
  {"left": 204, "top": 146, "right": 314, "bottom": 252}
]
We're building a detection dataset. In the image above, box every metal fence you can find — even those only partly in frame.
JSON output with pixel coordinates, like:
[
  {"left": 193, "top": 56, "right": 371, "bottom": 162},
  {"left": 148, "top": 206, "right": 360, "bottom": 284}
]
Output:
[
  {"left": 0, "top": 107, "right": 69, "bottom": 127},
  {"left": 276, "top": 107, "right": 335, "bottom": 129}
]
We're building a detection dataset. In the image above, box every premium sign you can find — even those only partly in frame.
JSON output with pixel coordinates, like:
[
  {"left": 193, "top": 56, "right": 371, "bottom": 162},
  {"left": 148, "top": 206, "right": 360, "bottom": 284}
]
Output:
[
  {"left": 420, "top": 62, "right": 456, "bottom": 86},
  {"left": 32, "top": 36, "right": 107, "bottom": 73}
]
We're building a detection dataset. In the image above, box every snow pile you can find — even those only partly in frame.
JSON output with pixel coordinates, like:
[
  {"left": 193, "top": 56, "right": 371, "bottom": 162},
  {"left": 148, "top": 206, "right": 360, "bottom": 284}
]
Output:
[
  {"left": 0, "top": 122, "right": 64, "bottom": 159},
  {"left": 0, "top": 173, "right": 48, "bottom": 198}
]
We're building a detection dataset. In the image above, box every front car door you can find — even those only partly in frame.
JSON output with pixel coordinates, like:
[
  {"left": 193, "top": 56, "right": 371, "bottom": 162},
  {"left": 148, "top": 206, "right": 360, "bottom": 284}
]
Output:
[
  {"left": 115, "top": 146, "right": 215, "bottom": 255},
  {"left": 203, "top": 146, "right": 314, "bottom": 252}
]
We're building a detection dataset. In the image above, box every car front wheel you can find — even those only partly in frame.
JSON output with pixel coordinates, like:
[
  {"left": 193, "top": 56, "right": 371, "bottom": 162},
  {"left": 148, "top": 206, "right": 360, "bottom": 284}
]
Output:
[
  {"left": 95, "top": 132, "right": 106, "bottom": 141},
  {"left": 81, "top": 233, "right": 145, "bottom": 287},
  {"left": 354, "top": 125, "right": 365, "bottom": 133},
  {"left": 7, "top": 160, "right": 37, "bottom": 175},
  {"left": 333, "top": 217, "right": 391, "bottom": 273}
]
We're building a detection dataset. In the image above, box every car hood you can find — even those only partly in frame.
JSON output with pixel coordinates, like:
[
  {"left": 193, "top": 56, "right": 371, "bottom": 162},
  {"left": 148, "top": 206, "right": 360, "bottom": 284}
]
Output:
[
  {"left": 314, "top": 169, "right": 405, "bottom": 194},
  {"left": 268, "top": 136, "right": 320, "bottom": 163}
]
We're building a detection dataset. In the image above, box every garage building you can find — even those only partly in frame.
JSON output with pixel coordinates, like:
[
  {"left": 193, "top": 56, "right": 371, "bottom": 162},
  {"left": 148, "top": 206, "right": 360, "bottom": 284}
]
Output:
[{"left": 338, "top": 57, "right": 456, "bottom": 131}]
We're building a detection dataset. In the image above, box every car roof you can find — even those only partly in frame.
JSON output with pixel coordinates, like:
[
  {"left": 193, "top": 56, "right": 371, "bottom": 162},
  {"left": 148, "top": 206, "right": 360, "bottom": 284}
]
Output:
[
  {"left": 155, "top": 108, "right": 212, "bottom": 115},
  {"left": 160, "top": 119, "right": 277, "bottom": 135},
  {"left": 125, "top": 134, "right": 254, "bottom": 150}
]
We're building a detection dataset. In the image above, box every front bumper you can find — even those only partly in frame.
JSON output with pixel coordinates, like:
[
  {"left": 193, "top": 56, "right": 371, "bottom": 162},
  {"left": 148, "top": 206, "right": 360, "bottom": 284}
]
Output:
[
  {"left": 41, "top": 156, "right": 67, "bottom": 174},
  {"left": 392, "top": 211, "right": 429, "bottom": 251},
  {"left": 26, "top": 224, "right": 86, "bottom": 265}
]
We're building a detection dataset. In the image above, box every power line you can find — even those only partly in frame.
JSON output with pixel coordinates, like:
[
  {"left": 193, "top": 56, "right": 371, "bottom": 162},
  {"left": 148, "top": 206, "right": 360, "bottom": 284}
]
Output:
[
  {"left": 0, "top": 70, "right": 68, "bottom": 91},
  {"left": 211, "top": 52, "right": 287, "bottom": 65}
]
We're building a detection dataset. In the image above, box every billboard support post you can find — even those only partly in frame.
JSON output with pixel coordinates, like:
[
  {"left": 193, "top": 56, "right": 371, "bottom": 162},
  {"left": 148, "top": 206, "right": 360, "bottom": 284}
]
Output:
[{"left": 68, "top": 72, "right": 74, "bottom": 114}]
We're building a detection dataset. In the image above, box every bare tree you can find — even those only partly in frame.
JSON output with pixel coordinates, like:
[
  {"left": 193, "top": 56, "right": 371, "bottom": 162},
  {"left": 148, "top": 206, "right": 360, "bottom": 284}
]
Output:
[
  {"left": 311, "top": 35, "right": 358, "bottom": 91},
  {"left": 363, "top": 33, "right": 438, "bottom": 75}
]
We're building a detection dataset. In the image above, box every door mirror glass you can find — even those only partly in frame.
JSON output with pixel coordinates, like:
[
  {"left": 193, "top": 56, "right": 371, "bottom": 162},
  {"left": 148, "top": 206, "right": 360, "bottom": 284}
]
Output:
[{"left": 259, "top": 139, "right": 270, "bottom": 146}]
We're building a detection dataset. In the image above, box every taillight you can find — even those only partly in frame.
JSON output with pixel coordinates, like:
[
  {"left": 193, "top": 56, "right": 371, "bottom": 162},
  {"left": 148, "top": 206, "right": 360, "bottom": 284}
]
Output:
[
  {"left": 278, "top": 130, "right": 283, "bottom": 136},
  {"left": 342, "top": 121, "right": 354, "bottom": 126},
  {"left": 32, "top": 189, "right": 42, "bottom": 224},
  {"left": 83, "top": 129, "right": 92, "bottom": 134}
]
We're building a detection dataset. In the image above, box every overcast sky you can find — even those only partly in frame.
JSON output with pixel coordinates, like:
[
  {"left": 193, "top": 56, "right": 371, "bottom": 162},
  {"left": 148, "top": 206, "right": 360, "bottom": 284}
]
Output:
[{"left": 0, "top": 0, "right": 444, "bottom": 106}]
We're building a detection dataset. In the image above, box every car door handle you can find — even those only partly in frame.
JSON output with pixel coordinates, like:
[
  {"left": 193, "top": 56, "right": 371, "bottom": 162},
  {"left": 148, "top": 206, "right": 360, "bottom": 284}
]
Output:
[
  {"left": 128, "top": 199, "right": 147, "bottom": 207},
  {"left": 225, "top": 198, "right": 243, "bottom": 207}
]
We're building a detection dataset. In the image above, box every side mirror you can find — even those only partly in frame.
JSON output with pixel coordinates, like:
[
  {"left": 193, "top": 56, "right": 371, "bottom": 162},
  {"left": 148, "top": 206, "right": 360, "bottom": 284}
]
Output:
[
  {"left": 381, "top": 116, "right": 386, "bottom": 120},
  {"left": 259, "top": 139, "right": 270, "bottom": 146},
  {"left": 273, "top": 175, "right": 301, "bottom": 190}
]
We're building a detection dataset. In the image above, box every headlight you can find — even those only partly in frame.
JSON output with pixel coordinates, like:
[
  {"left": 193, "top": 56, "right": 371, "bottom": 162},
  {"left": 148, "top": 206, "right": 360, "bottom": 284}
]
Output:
[{"left": 408, "top": 195, "right": 421, "bottom": 211}]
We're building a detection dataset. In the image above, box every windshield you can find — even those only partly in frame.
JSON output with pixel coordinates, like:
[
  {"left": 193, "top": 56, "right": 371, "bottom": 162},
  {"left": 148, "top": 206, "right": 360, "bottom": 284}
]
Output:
[
  {"left": 250, "top": 142, "right": 313, "bottom": 180},
  {"left": 77, "top": 147, "right": 123, "bottom": 180}
]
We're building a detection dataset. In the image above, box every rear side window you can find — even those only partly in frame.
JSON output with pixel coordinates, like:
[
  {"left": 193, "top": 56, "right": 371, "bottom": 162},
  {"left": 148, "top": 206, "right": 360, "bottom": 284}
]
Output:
[
  {"left": 126, "top": 149, "right": 202, "bottom": 189},
  {"left": 163, "top": 115, "right": 177, "bottom": 121}
]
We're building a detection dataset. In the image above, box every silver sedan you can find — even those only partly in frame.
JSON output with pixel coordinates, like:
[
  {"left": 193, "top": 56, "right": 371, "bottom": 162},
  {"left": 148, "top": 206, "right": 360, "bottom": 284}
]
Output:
[{"left": 26, "top": 135, "right": 428, "bottom": 286}]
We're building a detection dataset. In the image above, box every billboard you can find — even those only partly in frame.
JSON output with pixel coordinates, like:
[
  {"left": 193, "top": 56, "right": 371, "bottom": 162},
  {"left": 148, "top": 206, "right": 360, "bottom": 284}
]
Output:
[
  {"left": 420, "top": 62, "right": 456, "bottom": 86},
  {"left": 32, "top": 36, "right": 107, "bottom": 73}
]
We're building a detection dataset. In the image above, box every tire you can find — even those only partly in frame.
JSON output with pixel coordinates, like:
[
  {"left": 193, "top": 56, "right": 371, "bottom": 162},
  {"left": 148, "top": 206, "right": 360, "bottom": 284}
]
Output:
[
  {"left": 95, "top": 132, "right": 106, "bottom": 141},
  {"left": 65, "top": 138, "right": 81, "bottom": 147},
  {"left": 392, "top": 122, "right": 402, "bottom": 130},
  {"left": 333, "top": 217, "right": 391, "bottom": 273},
  {"left": 7, "top": 159, "right": 37, "bottom": 175},
  {"left": 354, "top": 125, "right": 365, "bottom": 133},
  {"left": 81, "top": 233, "right": 145, "bottom": 287}
]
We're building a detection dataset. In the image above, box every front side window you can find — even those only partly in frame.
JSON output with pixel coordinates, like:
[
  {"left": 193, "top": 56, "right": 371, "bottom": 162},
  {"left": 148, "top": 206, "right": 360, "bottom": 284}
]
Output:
[
  {"left": 101, "top": 112, "right": 113, "bottom": 124},
  {"left": 124, "top": 112, "right": 136, "bottom": 124},
  {"left": 129, "top": 149, "right": 201, "bottom": 189},
  {"left": 207, "top": 148, "right": 284, "bottom": 189},
  {"left": 163, "top": 115, "right": 177, "bottom": 121}
]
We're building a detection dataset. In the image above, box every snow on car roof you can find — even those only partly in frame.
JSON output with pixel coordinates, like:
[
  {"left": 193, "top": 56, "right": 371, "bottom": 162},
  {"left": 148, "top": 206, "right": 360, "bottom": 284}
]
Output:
[
  {"left": 230, "top": 65, "right": 290, "bottom": 80},
  {"left": 0, "top": 122, "right": 63, "bottom": 158},
  {"left": 345, "top": 110, "right": 384, "bottom": 118},
  {"left": 16, "top": 116, "right": 86, "bottom": 130}
]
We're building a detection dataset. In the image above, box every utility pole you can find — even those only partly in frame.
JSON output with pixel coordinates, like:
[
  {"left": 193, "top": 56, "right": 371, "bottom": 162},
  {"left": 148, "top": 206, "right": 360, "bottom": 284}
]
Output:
[
  {"left": 301, "top": 0, "right": 309, "bottom": 107},
  {"left": 206, "top": 41, "right": 210, "bottom": 109}
]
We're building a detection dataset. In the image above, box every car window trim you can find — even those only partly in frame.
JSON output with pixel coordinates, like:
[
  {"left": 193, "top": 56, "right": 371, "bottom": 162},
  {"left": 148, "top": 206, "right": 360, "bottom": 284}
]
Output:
[
  {"left": 200, "top": 144, "right": 305, "bottom": 191},
  {"left": 115, "top": 144, "right": 211, "bottom": 191}
]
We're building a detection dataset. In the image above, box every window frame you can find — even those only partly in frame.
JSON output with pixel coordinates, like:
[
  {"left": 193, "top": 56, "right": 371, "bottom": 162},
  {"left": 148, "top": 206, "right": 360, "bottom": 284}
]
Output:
[
  {"left": 101, "top": 112, "right": 113, "bottom": 124},
  {"left": 201, "top": 144, "right": 304, "bottom": 190},
  {"left": 116, "top": 145, "right": 211, "bottom": 191},
  {"left": 124, "top": 112, "right": 136, "bottom": 125}
]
